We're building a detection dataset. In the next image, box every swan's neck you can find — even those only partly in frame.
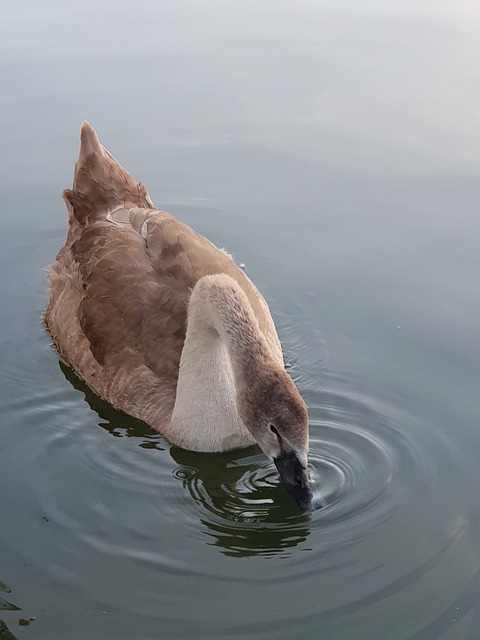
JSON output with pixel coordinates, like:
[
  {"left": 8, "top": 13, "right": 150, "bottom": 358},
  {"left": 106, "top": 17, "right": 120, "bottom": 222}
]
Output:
[{"left": 169, "top": 275, "right": 271, "bottom": 452}]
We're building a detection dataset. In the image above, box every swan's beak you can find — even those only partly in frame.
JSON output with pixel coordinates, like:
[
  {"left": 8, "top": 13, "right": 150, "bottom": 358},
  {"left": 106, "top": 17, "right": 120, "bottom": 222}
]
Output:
[{"left": 274, "top": 451, "right": 313, "bottom": 510}]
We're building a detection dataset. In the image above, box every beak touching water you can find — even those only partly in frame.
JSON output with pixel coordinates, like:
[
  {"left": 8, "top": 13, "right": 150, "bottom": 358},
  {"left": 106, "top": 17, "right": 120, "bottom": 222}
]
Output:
[{"left": 274, "top": 450, "right": 313, "bottom": 511}]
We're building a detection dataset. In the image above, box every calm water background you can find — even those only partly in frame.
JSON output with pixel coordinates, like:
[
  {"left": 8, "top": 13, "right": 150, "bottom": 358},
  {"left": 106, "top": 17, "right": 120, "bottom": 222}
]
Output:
[{"left": 1, "top": 1, "right": 480, "bottom": 638}]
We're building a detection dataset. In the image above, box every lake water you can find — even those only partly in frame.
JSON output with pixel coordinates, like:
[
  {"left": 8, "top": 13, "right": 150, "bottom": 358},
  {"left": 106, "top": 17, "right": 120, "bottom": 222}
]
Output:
[{"left": 1, "top": 1, "right": 480, "bottom": 638}]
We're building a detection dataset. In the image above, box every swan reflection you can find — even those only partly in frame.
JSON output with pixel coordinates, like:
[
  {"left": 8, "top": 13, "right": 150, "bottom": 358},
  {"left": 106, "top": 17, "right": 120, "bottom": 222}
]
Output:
[{"left": 170, "top": 446, "right": 312, "bottom": 557}]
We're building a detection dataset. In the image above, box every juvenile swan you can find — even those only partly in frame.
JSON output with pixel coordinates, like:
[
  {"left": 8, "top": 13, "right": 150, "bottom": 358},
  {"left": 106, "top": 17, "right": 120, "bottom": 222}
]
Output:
[{"left": 46, "top": 123, "right": 312, "bottom": 509}]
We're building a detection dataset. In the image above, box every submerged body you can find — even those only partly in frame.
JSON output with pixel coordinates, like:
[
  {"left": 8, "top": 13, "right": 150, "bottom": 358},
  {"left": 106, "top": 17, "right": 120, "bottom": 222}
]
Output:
[{"left": 46, "top": 123, "right": 312, "bottom": 508}]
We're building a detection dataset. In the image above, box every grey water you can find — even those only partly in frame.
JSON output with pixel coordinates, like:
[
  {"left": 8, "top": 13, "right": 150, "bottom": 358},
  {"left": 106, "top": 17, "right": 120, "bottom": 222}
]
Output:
[{"left": 1, "top": 1, "right": 480, "bottom": 638}]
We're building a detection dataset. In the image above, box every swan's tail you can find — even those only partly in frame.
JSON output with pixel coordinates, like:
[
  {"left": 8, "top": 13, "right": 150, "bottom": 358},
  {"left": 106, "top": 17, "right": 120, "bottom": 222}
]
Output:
[{"left": 63, "top": 122, "right": 155, "bottom": 227}]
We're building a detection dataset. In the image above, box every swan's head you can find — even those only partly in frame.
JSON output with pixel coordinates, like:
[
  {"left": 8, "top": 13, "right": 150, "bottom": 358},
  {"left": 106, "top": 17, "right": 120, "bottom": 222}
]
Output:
[{"left": 238, "top": 368, "right": 312, "bottom": 510}]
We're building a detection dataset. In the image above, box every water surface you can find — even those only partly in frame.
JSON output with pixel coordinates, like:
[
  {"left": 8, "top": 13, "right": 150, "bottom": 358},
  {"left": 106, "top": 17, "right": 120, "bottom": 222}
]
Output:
[{"left": 1, "top": 1, "right": 480, "bottom": 639}]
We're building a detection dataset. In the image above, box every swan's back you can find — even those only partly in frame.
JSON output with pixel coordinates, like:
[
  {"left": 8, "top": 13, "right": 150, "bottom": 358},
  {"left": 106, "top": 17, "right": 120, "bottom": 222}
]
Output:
[{"left": 45, "top": 123, "right": 283, "bottom": 432}]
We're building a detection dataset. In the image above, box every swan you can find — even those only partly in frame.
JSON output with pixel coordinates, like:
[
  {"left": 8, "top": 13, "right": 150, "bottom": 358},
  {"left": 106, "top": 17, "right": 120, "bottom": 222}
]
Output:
[{"left": 45, "top": 123, "right": 312, "bottom": 509}]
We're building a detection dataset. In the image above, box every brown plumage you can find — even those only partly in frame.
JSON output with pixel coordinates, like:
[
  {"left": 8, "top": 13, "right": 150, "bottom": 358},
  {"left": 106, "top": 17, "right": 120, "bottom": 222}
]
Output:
[{"left": 45, "top": 124, "right": 311, "bottom": 507}]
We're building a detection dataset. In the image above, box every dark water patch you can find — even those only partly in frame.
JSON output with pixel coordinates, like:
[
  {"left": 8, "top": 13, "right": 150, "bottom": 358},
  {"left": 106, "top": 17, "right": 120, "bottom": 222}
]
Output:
[
  {"left": 58, "top": 361, "right": 164, "bottom": 446},
  {"left": 0, "top": 602, "right": 19, "bottom": 614},
  {"left": 0, "top": 620, "right": 18, "bottom": 640}
]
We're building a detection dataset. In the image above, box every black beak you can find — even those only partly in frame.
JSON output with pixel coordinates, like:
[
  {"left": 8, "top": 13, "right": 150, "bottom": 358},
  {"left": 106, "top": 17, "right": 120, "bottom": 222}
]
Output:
[{"left": 274, "top": 451, "right": 313, "bottom": 511}]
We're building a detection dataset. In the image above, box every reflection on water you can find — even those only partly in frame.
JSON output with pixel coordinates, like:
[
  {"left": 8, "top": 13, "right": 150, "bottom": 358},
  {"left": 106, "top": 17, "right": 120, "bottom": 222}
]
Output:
[
  {"left": 59, "top": 361, "right": 164, "bottom": 447},
  {"left": 0, "top": 581, "right": 19, "bottom": 640},
  {"left": 170, "top": 446, "right": 311, "bottom": 558},
  {"left": 0, "top": 620, "right": 17, "bottom": 640}
]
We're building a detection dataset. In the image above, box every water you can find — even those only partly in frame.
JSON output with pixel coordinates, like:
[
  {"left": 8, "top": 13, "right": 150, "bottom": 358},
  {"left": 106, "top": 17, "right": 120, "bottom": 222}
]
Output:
[{"left": 1, "top": 1, "right": 480, "bottom": 638}]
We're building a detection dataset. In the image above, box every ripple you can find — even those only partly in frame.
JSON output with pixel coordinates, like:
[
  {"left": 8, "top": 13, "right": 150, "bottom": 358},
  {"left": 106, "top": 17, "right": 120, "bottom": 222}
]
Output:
[
  {"left": 18, "top": 357, "right": 480, "bottom": 638},
  {"left": 165, "top": 380, "right": 432, "bottom": 560},
  {"left": 34, "top": 362, "right": 437, "bottom": 564}
]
